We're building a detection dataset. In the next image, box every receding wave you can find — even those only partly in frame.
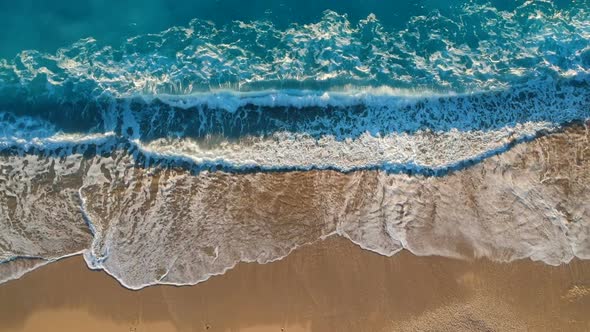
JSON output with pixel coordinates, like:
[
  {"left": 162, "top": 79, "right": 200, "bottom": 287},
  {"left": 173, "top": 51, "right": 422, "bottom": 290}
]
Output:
[
  {"left": 1, "top": 125, "right": 589, "bottom": 289},
  {"left": 1, "top": 1, "right": 590, "bottom": 289}
]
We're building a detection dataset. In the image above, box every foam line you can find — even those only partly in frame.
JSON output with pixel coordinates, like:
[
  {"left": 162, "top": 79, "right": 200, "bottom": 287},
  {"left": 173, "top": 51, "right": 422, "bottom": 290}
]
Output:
[{"left": 0, "top": 120, "right": 572, "bottom": 177}]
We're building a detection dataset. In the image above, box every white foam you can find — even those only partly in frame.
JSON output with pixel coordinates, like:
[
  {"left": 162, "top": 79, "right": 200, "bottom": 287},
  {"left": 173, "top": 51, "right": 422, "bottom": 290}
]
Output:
[
  {"left": 145, "top": 87, "right": 462, "bottom": 111},
  {"left": 0, "top": 131, "right": 117, "bottom": 150},
  {"left": 135, "top": 121, "right": 552, "bottom": 172},
  {"left": 1, "top": 127, "right": 589, "bottom": 289},
  {"left": 1, "top": 2, "right": 588, "bottom": 96}
]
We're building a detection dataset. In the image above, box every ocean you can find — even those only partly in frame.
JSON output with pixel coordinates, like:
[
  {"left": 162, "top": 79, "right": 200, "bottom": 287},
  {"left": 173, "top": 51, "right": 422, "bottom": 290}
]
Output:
[{"left": 0, "top": 0, "right": 589, "bottom": 289}]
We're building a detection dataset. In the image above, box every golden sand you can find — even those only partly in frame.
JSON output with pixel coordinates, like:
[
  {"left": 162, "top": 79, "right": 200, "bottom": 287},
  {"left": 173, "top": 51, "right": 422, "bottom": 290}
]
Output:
[{"left": 0, "top": 236, "right": 589, "bottom": 332}]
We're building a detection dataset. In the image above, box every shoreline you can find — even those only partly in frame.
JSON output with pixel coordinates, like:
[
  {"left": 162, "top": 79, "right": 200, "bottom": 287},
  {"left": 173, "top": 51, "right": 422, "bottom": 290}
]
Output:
[
  {"left": 0, "top": 228, "right": 584, "bottom": 292},
  {"left": 2, "top": 123, "right": 590, "bottom": 289},
  {"left": 1, "top": 236, "right": 589, "bottom": 332}
]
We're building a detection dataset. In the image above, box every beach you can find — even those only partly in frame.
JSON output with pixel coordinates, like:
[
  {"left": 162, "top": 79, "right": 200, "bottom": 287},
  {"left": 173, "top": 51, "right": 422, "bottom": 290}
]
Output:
[
  {"left": 3, "top": 124, "right": 590, "bottom": 289},
  {"left": 1, "top": 236, "right": 589, "bottom": 332},
  {"left": 1, "top": 2, "right": 589, "bottom": 331}
]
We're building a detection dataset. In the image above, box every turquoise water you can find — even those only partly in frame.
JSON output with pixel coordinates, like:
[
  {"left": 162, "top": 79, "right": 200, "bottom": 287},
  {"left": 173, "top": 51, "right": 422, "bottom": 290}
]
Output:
[
  {"left": 0, "top": 0, "right": 588, "bottom": 173},
  {"left": 1, "top": 0, "right": 588, "bottom": 93},
  {"left": 1, "top": 0, "right": 551, "bottom": 58}
]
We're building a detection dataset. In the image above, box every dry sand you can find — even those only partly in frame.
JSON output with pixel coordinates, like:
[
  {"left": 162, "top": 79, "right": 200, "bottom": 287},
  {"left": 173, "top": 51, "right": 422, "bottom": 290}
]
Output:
[{"left": 0, "top": 236, "right": 589, "bottom": 332}]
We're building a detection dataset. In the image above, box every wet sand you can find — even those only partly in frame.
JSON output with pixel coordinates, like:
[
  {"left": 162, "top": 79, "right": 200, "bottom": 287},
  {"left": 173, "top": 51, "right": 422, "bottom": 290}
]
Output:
[
  {"left": 0, "top": 236, "right": 589, "bottom": 332},
  {"left": 3, "top": 125, "right": 590, "bottom": 288}
]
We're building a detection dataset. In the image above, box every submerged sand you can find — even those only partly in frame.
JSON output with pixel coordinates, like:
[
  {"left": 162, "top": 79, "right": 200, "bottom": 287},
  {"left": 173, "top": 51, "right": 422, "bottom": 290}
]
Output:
[
  {"left": 0, "top": 236, "right": 589, "bottom": 332},
  {"left": 2, "top": 125, "right": 590, "bottom": 288},
  {"left": 1, "top": 124, "right": 589, "bottom": 331}
]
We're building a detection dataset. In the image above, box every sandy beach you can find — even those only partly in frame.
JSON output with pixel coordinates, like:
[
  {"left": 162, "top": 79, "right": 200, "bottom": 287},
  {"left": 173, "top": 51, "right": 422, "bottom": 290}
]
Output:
[
  {"left": 0, "top": 236, "right": 589, "bottom": 332},
  {"left": 1, "top": 1, "right": 589, "bottom": 331}
]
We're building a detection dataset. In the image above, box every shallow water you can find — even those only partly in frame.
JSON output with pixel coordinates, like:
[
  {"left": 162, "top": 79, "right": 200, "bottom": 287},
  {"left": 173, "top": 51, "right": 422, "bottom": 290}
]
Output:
[{"left": 0, "top": 0, "right": 589, "bottom": 289}]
